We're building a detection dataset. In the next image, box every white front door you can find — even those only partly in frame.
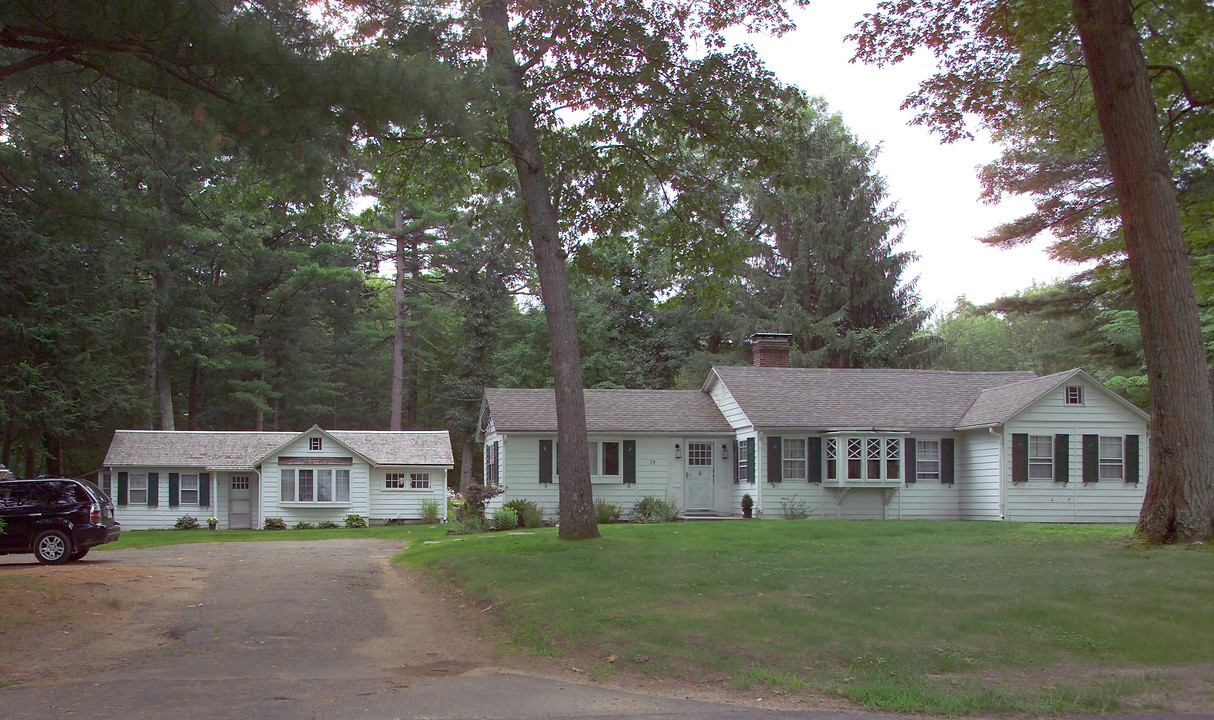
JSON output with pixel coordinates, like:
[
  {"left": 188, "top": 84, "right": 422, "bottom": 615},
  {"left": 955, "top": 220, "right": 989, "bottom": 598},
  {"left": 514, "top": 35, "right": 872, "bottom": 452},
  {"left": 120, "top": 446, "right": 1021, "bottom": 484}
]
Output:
[
  {"left": 228, "top": 475, "right": 252, "bottom": 529},
  {"left": 685, "top": 441, "right": 716, "bottom": 511}
]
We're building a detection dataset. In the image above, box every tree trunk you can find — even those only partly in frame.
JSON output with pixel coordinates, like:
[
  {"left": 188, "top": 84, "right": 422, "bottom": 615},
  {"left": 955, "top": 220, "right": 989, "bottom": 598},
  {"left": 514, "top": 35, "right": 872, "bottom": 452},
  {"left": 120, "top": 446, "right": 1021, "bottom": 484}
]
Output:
[
  {"left": 1073, "top": 0, "right": 1214, "bottom": 543},
  {"left": 406, "top": 230, "right": 421, "bottom": 430},
  {"left": 460, "top": 438, "right": 475, "bottom": 490},
  {"left": 481, "top": 0, "right": 598, "bottom": 539},
  {"left": 391, "top": 205, "right": 406, "bottom": 431}
]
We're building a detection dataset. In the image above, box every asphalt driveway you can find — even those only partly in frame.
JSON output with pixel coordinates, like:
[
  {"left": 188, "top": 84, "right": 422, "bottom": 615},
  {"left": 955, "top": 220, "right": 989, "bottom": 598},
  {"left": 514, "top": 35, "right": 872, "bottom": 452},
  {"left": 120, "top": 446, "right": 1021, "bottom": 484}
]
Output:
[{"left": 0, "top": 539, "right": 845, "bottom": 719}]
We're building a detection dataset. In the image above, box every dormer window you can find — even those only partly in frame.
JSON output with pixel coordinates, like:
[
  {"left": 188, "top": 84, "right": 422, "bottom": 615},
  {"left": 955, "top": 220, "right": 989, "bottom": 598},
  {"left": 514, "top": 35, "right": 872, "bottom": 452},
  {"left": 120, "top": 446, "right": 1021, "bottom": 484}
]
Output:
[
  {"left": 310, "top": 437, "right": 322, "bottom": 451},
  {"left": 1065, "top": 385, "right": 1084, "bottom": 405}
]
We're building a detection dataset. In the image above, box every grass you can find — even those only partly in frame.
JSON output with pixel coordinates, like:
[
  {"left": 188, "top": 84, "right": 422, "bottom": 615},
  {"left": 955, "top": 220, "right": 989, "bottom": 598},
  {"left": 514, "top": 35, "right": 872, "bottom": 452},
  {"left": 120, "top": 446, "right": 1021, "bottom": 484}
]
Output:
[{"left": 398, "top": 520, "right": 1214, "bottom": 715}]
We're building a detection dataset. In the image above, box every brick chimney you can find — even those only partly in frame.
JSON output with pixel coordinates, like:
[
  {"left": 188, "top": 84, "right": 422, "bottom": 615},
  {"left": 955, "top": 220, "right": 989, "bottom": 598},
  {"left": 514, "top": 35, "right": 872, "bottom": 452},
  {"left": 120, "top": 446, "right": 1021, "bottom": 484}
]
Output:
[{"left": 749, "top": 332, "right": 792, "bottom": 368}]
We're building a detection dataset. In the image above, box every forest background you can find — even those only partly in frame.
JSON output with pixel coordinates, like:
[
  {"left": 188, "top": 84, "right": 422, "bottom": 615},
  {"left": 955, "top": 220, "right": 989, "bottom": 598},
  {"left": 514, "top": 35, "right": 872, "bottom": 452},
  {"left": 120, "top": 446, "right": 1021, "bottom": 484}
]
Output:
[{"left": 1, "top": 0, "right": 1210, "bottom": 489}]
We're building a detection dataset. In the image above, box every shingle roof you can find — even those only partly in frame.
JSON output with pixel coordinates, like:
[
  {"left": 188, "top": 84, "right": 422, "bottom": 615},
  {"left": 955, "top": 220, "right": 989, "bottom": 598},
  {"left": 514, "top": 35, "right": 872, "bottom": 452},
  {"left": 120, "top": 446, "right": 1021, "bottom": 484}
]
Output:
[
  {"left": 956, "top": 369, "right": 1082, "bottom": 428},
  {"left": 103, "top": 429, "right": 453, "bottom": 470},
  {"left": 483, "top": 388, "right": 733, "bottom": 434},
  {"left": 708, "top": 366, "right": 1040, "bottom": 430}
]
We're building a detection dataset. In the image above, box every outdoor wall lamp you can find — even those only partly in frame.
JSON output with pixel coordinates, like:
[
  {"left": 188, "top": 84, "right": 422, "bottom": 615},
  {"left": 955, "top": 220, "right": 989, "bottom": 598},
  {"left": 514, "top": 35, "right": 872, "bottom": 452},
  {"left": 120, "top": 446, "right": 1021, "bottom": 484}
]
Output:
[
  {"left": 674, "top": 443, "right": 682, "bottom": 459},
  {"left": 721, "top": 443, "right": 729, "bottom": 459}
]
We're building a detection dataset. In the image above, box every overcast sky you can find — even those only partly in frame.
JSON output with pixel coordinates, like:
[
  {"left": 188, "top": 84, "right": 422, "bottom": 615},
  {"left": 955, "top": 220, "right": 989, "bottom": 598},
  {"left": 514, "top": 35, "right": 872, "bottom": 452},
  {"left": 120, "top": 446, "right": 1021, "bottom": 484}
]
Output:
[{"left": 729, "top": 3, "right": 1074, "bottom": 314}]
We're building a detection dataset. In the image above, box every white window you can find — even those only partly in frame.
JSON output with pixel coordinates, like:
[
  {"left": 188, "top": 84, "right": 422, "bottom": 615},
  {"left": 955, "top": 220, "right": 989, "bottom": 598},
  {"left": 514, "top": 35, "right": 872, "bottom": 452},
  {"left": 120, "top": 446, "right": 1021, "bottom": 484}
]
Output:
[
  {"left": 885, "top": 438, "right": 901, "bottom": 479},
  {"left": 866, "top": 438, "right": 882, "bottom": 479},
  {"left": 916, "top": 441, "right": 940, "bottom": 481},
  {"left": 1065, "top": 385, "right": 1084, "bottom": 405},
  {"left": 298, "top": 469, "right": 314, "bottom": 501},
  {"left": 101, "top": 473, "right": 112, "bottom": 498},
  {"left": 130, "top": 473, "right": 149, "bottom": 504},
  {"left": 410, "top": 473, "right": 430, "bottom": 489},
  {"left": 782, "top": 438, "right": 806, "bottom": 480},
  {"left": 1029, "top": 436, "right": 1053, "bottom": 480},
  {"left": 232, "top": 476, "right": 250, "bottom": 490},
  {"left": 737, "top": 440, "right": 749, "bottom": 482},
  {"left": 825, "top": 438, "right": 837, "bottom": 480},
  {"left": 336, "top": 469, "right": 350, "bottom": 502},
  {"left": 316, "top": 469, "right": 333, "bottom": 502},
  {"left": 386, "top": 473, "right": 407, "bottom": 489},
  {"left": 589, "top": 440, "right": 622, "bottom": 476},
  {"left": 180, "top": 474, "right": 200, "bottom": 504},
  {"left": 1099, "top": 436, "right": 1124, "bottom": 480},
  {"left": 309, "top": 437, "right": 322, "bottom": 451},
  {"left": 847, "top": 437, "right": 863, "bottom": 480},
  {"left": 280, "top": 469, "right": 295, "bottom": 501}
]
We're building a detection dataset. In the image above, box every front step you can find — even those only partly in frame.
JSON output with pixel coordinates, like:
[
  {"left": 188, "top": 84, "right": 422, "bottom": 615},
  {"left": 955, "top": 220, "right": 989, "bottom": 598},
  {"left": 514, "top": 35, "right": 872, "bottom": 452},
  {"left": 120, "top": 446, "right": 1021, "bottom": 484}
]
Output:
[{"left": 680, "top": 512, "right": 738, "bottom": 521}]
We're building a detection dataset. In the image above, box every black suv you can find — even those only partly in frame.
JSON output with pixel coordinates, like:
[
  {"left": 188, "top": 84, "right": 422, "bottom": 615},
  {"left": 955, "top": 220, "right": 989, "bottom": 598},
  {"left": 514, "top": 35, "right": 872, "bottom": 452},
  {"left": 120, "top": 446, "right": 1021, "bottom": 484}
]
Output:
[{"left": 0, "top": 478, "right": 121, "bottom": 564}]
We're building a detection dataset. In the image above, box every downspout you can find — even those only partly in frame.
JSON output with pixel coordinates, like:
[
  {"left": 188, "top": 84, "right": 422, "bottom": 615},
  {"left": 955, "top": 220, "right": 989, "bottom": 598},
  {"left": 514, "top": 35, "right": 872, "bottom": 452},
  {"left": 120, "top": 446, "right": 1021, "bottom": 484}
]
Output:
[
  {"left": 989, "top": 426, "right": 1005, "bottom": 520},
  {"left": 254, "top": 467, "right": 263, "bottom": 530}
]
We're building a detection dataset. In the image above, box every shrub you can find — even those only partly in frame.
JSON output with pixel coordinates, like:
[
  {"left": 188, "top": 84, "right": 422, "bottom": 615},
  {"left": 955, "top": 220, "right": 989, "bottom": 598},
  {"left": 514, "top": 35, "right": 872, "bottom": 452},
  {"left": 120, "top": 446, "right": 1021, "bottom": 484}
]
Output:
[
  {"left": 452, "top": 483, "right": 504, "bottom": 523},
  {"left": 491, "top": 505, "right": 519, "bottom": 530},
  {"left": 595, "top": 499, "right": 622, "bottom": 524},
  {"left": 317, "top": 520, "right": 339, "bottom": 529},
  {"left": 630, "top": 496, "right": 680, "bottom": 523},
  {"left": 419, "top": 499, "right": 441, "bottom": 524},
  {"left": 385, "top": 517, "right": 407, "bottom": 526},
  {"left": 293, "top": 521, "right": 315, "bottom": 530},
  {"left": 174, "top": 514, "right": 200, "bottom": 530},
  {"left": 504, "top": 499, "right": 543, "bottom": 528},
  {"left": 344, "top": 514, "right": 368, "bottom": 528},
  {"left": 779, "top": 497, "right": 811, "bottom": 520},
  {"left": 445, "top": 518, "right": 483, "bottom": 535},
  {"left": 263, "top": 517, "right": 287, "bottom": 531}
]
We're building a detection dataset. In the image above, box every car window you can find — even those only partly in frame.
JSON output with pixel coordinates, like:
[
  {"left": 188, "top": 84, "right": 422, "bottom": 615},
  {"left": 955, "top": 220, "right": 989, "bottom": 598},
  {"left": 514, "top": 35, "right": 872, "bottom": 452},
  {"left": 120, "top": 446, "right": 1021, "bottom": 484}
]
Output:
[
  {"left": 43, "top": 481, "right": 87, "bottom": 505},
  {"left": 0, "top": 483, "right": 38, "bottom": 509},
  {"left": 80, "top": 479, "right": 111, "bottom": 503}
]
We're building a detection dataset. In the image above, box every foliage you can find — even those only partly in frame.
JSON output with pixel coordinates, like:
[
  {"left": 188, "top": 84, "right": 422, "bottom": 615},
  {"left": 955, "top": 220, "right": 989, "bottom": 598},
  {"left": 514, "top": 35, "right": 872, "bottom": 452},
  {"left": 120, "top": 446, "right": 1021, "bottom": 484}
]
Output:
[
  {"left": 452, "top": 484, "right": 504, "bottom": 524},
  {"left": 317, "top": 521, "right": 339, "bottom": 529},
  {"left": 445, "top": 519, "right": 484, "bottom": 536},
  {"left": 504, "top": 499, "right": 543, "bottom": 529},
  {"left": 491, "top": 506, "right": 519, "bottom": 531},
  {"left": 174, "top": 515, "right": 201, "bottom": 530},
  {"left": 630, "top": 497, "right": 680, "bottom": 524},
  {"left": 262, "top": 517, "right": 287, "bottom": 531},
  {"left": 741, "top": 494, "right": 754, "bottom": 511},
  {"left": 293, "top": 521, "right": 315, "bottom": 530},
  {"left": 404, "top": 521, "right": 1214, "bottom": 715},
  {"left": 595, "top": 499, "right": 623, "bottom": 525},
  {"left": 419, "top": 499, "right": 441, "bottom": 525},
  {"left": 778, "top": 497, "right": 811, "bottom": 520},
  {"left": 344, "top": 514, "right": 368, "bottom": 529}
]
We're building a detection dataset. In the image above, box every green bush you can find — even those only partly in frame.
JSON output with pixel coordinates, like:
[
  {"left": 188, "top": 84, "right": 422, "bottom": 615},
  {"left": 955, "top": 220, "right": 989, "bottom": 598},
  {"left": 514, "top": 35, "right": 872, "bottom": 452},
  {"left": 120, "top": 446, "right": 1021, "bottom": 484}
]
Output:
[
  {"left": 344, "top": 514, "right": 368, "bottom": 528},
  {"left": 263, "top": 517, "right": 287, "bottom": 530},
  {"left": 595, "top": 499, "right": 622, "bottom": 524},
  {"left": 504, "top": 499, "right": 543, "bottom": 528},
  {"left": 317, "top": 520, "right": 339, "bottom": 529},
  {"left": 630, "top": 496, "right": 680, "bottom": 523},
  {"left": 779, "top": 497, "right": 811, "bottom": 520},
  {"left": 445, "top": 518, "right": 483, "bottom": 535},
  {"left": 419, "top": 499, "right": 441, "bottom": 524},
  {"left": 491, "top": 505, "right": 519, "bottom": 530},
  {"left": 293, "top": 521, "right": 315, "bottom": 530},
  {"left": 174, "top": 514, "right": 200, "bottom": 530},
  {"left": 453, "top": 483, "right": 505, "bottom": 523}
]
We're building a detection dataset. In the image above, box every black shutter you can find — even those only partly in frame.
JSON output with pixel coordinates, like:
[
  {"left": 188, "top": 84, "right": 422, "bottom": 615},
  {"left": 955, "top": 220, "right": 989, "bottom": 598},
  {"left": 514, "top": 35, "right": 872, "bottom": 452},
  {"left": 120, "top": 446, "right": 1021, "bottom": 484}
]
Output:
[
  {"left": 746, "top": 438, "right": 756, "bottom": 483},
  {"left": 1082, "top": 434, "right": 1099, "bottom": 483},
  {"left": 147, "top": 472, "right": 159, "bottom": 507},
  {"left": 1054, "top": 435, "right": 1069, "bottom": 483},
  {"left": 539, "top": 439, "right": 553, "bottom": 484},
  {"left": 623, "top": 440, "right": 636, "bottom": 484},
  {"left": 493, "top": 441, "right": 500, "bottom": 485},
  {"left": 168, "top": 473, "right": 180, "bottom": 507},
  {"left": 1011, "top": 433, "right": 1028, "bottom": 483},
  {"left": 940, "top": 438, "right": 955, "bottom": 484},
  {"left": 766, "top": 436, "right": 782, "bottom": 483},
  {"left": 733, "top": 440, "right": 740, "bottom": 485},
  {"left": 807, "top": 436, "right": 822, "bottom": 484},
  {"left": 904, "top": 438, "right": 917, "bottom": 483},
  {"left": 117, "top": 471, "right": 129, "bottom": 506},
  {"left": 200, "top": 472, "right": 211, "bottom": 507},
  {"left": 1125, "top": 435, "right": 1140, "bottom": 483}
]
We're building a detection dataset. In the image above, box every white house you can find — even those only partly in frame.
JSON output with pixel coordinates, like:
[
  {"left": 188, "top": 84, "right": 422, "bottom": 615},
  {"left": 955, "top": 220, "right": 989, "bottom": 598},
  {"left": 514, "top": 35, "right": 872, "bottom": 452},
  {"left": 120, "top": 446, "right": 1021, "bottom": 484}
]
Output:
[
  {"left": 101, "top": 426, "right": 453, "bottom": 529},
  {"left": 478, "top": 334, "right": 1149, "bottom": 523}
]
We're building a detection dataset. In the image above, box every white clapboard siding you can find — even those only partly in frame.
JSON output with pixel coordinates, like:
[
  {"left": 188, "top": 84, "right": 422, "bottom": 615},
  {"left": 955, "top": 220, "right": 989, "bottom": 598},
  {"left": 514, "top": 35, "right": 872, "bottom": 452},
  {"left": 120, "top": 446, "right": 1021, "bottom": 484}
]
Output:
[
  {"left": 958, "top": 430, "right": 1002, "bottom": 520},
  {"left": 708, "top": 379, "right": 753, "bottom": 431},
  {"left": 1003, "top": 379, "right": 1147, "bottom": 523},
  {"left": 113, "top": 467, "right": 216, "bottom": 530},
  {"left": 367, "top": 467, "right": 449, "bottom": 522},
  {"left": 259, "top": 433, "right": 373, "bottom": 525}
]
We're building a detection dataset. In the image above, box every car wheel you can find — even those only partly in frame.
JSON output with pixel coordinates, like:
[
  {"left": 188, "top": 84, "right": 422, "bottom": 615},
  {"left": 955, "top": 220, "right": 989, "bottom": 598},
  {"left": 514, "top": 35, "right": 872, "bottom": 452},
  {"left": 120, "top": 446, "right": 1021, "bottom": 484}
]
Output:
[
  {"left": 33, "top": 530, "right": 72, "bottom": 565},
  {"left": 69, "top": 548, "right": 89, "bottom": 561}
]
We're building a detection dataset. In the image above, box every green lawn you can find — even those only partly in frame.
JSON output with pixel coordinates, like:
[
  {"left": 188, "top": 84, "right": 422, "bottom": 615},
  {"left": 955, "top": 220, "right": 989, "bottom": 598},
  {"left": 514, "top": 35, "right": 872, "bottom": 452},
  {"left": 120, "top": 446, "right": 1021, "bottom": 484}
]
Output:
[
  {"left": 400, "top": 520, "right": 1214, "bottom": 715},
  {"left": 100, "top": 523, "right": 452, "bottom": 550}
]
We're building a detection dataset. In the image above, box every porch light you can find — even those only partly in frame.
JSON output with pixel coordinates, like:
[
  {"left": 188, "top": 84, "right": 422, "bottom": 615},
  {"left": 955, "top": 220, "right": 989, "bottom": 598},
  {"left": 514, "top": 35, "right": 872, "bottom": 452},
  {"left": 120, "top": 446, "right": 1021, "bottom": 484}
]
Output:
[
  {"left": 721, "top": 443, "right": 729, "bottom": 459},
  {"left": 674, "top": 443, "right": 682, "bottom": 459}
]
